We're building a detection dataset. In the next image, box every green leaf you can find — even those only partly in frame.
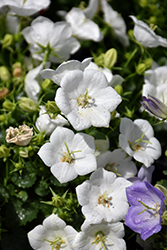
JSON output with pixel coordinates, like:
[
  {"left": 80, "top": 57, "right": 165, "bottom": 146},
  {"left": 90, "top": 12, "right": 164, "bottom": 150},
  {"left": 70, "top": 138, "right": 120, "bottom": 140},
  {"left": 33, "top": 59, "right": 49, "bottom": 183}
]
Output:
[
  {"left": 157, "top": 179, "right": 167, "bottom": 189},
  {"left": 16, "top": 190, "right": 28, "bottom": 202},
  {"left": 35, "top": 180, "right": 50, "bottom": 197},
  {"left": 11, "top": 170, "right": 36, "bottom": 188}
]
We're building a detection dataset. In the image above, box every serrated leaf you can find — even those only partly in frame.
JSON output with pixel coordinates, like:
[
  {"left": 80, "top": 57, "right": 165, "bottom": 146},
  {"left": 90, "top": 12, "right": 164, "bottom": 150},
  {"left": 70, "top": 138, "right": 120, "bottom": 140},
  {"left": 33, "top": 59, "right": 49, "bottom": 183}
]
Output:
[
  {"left": 35, "top": 180, "right": 50, "bottom": 197},
  {"left": 11, "top": 170, "right": 36, "bottom": 188}
]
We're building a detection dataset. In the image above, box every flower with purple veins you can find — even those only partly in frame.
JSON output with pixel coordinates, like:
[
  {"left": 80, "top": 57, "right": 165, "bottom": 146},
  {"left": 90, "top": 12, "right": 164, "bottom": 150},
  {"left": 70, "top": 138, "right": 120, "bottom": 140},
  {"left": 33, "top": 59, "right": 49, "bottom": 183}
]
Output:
[
  {"left": 141, "top": 95, "right": 167, "bottom": 120},
  {"left": 125, "top": 181, "right": 165, "bottom": 240}
]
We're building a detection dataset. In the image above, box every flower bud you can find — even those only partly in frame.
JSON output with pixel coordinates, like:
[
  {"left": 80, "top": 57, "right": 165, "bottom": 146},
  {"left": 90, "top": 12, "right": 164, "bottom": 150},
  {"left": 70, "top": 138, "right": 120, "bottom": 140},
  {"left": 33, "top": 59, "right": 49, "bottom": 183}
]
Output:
[
  {"left": 42, "top": 79, "right": 53, "bottom": 90},
  {"left": 0, "top": 66, "right": 11, "bottom": 82},
  {"left": 19, "top": 147, "right": 29, "bottom": 158},
  {"left": 52, "top": 194, "right": 63, "bottom": 207},
  {"left": 0, "top": 87, "right": 9, "bottom": 99},
  {"left": 149, "top": 16, "right": 157, "bottom": 25},
  {"left": 18, "top": 97, "right": 38, "bottom": 112},
  {"left": 2, "top": 34, "right": 14, "bottom": 48},
  {"left": 114, "top": 84, "right": 123, "bottom": 95},
  {"left": 144, "top": 58, "right": 153, "bottom": 68},
  {"left": 110, "top": 110, "right": 117, "bottom": 119},
  {"left": 0, "top": 145, "right": 10, "bottom": 158},
  {"left": 94, "top": 53, "right": 105, "bottom": 67},
  {"left": 136, "top": 63, "right": 146, "bottom": 75},
  {"left": 139, "top": 0, "right": 147, "bottom": 8},
  {"left": 162, "top": 210, "right": 167, "bottom": 226},
  {"left": 45, "top": 101, "right": 59, "bottom": 114},
  {"left": 2, "top": 100, "right": 16, "bottom": 111},
  {"left": 104, "top": 48, "right": 117, "bottom": 69},
  {"left": 141, "top": 95, "right": 167, "bottom": 119},
  {"left": 6, "top": 124, "right": 33, "bottom": 146},
  {"left": 0, "top": 115, "right": 6, "bottom": 122},
  {"left": 12, "top": 62, "right": 23, "bottom": 77}
]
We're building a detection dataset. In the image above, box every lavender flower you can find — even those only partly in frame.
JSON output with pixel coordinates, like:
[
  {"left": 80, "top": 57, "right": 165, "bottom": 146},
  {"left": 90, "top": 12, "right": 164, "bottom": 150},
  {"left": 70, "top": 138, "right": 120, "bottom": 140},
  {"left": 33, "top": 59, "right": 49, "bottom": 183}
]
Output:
[
  {"left": 141, "top": 95, "right": 167, "bottom": 120},
  {"left": 125, "top": 181, "right": 165, "bottom": 240}
]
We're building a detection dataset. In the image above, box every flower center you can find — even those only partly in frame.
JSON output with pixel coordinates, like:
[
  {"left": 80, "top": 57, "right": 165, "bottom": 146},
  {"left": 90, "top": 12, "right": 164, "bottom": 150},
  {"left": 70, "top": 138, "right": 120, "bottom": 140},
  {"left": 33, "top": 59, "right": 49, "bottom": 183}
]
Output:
[
  {"left": 128, "top": 132, "right": 151, "bottom": 152},
  {"left": 138, "top": 200, "right": 161, "bottom": 217},
  {"left": 61, "top": 142, "right": 81, "bottom": 164},
  {"left": 44, "top": 237, "right": 66, "bottom": 250},
  {"left": 98, "top": 191, "right": 112, "bottom": 207},
  {"left": 105, "top": 163, "right": 122, "bottom": 177},
  {"left": 92, "top": 231, "right": 108, "bottom": 250},
  {"left": 77, "top": 89, "right": 91, "bottom": 108}
]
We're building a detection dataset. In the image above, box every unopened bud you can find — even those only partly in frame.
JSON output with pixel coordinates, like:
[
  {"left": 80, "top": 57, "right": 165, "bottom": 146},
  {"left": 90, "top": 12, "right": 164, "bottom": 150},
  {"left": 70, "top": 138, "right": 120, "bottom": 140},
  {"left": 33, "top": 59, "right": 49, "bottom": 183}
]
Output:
[
  {"left": 149, "top": 16, "right": 157, "bottom": 25},
  {"left": 2, "top": 100, "right": 16, "bottom": 111},
  {"left": 110, "top": 110, "right": 117, "bottom": 119},
  {"left": 144, "top": 58, "right": 153, "bottom": 68},
  {"left": 52, "top": 194, "right": 63, "bottom": 207},
  {"left": 2, "top": 34, "right": 14, "bottom": 48},
  {"left": 0, "top": 66, "right": 11, "bottom": 82},
  {"left": 139, "top": 0, "right": 147, "bottom": 8},
  {"left": 42, "top": 79, "right": 53, "bottom": 90},
  {"left": 136, "top": 63, "right": 146, "bottom": 75},
  {"left": 45, "top": 101, "right": 59, "bottom": 114},
  {"left": 19, "top": 147, "right": 29, "bottom": 158},
  {"left": 104, "top": 48, "right": 117, "bottom": 69},
  {"left": 0, "top": 145, "right": 10, "bottom": 158},
  {"left": 0, "top": 115, "right": 6, "bottom": 122},
  {"left": 94, "top": 53, "right": 105, "bottom": 67},
  {"left": 0, "top": 87, "right": 9, "bottom": 99},
  {"left": 114, "top": 84, "right": 123, "bottom": 95},
  {"left": 18, "top": 97, "right": 38, "bottom": 112},
  {"left": 13, "top": 62, "right": 23, "bottom": 77}
]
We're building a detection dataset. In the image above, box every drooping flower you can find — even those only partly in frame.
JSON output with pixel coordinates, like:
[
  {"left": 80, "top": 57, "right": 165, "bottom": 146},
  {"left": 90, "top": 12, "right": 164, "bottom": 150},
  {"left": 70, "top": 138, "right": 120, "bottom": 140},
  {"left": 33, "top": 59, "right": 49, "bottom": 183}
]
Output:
[
  {"left": 141, "top": 95, "right": 167, "bottom": 120},
  {"left": 97, "top": 148, "right": 137, "bottom": 179},
  {"left": 25, "top": 62, "right": 50, "bottom": 102},
  {"left": 101, "top": 0, "right": 129, "bottom": 46},
  {"left": 28, "top": 213, "right": 77, "bottom": 250},
  {"left": 35, "top": 106, "right": 68, "bottom": 136},
  {"left": 128, "top": 164, "right": 155, "bottom": 184},
  {"left": 5, "top": 0, "right": 50, "bottom": 16},
  {"left": 6, "top": 124, "right": 33, "bottom": 146},
  {"left": 38, "top": 126, "right": 97, "bottom": 183},
  {"left": 73, "top": 220, "right": 126, "bottom": 250},
  {"left": 65, "top": 7, "right": 103, "bottom": 42},
  {"left": 22, "top": 16, "right": 80, "bottom": 63},
  {"left": 119, "top": 118, "right": 161, "bottom": 167},
  {"left": 130, "top": 15, "right": 167, "bottom": 48},
  {"left": 76, "top": 168, "right": 131, "bottom": 224},
  {"left": 125, "top": 181, "right": 165, "bottom": 240},
  {"left": 55, "top": 69, "right": 122, "bottom": 131},
  {"left": 40, "top": 58, "right": 92, "bottom": 86}
]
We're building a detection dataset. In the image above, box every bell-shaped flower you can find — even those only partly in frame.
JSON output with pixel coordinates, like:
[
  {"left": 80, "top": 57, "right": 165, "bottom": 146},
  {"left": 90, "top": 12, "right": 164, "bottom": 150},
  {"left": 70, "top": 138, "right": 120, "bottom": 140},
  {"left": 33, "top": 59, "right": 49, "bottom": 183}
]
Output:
[
  {"left": 94, "top": 136, "right": 109, "bottom": 158},
  {"left": 83, "top": 0, "right": 99, "bottom": 19},
  {"left": 130, "top": 15, "right": 167, "bottom": 48},
  {"left": 22, "top": 16, "right": 80, "bottom": 63},
  {"left": 101, "top": 0, "right": 129, "bottom": 46},
  {"left": 5, "top": 0, "right": 51, "bottom": 16},
  {"left": 76, "top": 168, "right": 131, "bottom": 224},
  {"left": 141, "top": 95, "right": 167, "bottom": 120},
  {"left": 65, "top": 7, "right": 103, "bottom": 42},
  {"left": 55, "top": 69, "right": 122, "bottom": 131},
  {"left": 28, "top": 213, "right": 77, "bottom": 250},
  {"left": 125, "top": 181, "right": 165, "bottom": 240},
  {"left": 38, "top": 126, "right": 97, "bottom": 183},
  {"left": 119, "top": 118, "right": 161, "bottom": 167},
  {"left": 40, "top": 58, "right": 92, "bottom": 85},
  {"left": 73, "top": 220, "right": 126, "bottom": 250},
  {"left": 35, "top": 106, "right": 68, "bottom": 136},
  {"left": 97, "top": 148, "right": 137, "bottom": 179}
]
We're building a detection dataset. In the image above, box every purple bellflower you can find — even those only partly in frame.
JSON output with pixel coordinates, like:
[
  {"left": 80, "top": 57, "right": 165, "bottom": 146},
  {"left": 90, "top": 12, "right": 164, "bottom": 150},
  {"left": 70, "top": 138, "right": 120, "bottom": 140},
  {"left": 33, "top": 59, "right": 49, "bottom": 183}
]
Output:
[
  {"left": 141, "top": 95, "right": 167, "bottom": 120},
  {"left": 125, "top": 181, "right": 165, "bottom": 240}
]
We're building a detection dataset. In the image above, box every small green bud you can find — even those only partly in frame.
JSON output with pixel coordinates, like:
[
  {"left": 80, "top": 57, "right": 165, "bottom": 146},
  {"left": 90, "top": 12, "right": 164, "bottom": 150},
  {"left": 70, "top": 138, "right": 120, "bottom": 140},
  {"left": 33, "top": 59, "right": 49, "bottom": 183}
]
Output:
[
  {"left": 136, "top": 63, "right": 146, "bottom": 75},
  {"left": 94, "top": 53, "right": 105, "bottom": 67},
  {"left": 104, "top": 48, "right": 117, "bottom": 69},
  {"left": 144, "top": 58, "right": 153, "bottom": 68},
  {"left": 0, "top": 145, "right": 10, "bottom": 158},
  {"left": 2, "top": 100, "right": 16, "bottom": 111},
  {"left": 18, "top": 97, "right": 38, "bottom": 112},
  {"left": 139, "top": 0, "right": 147, "bottom": 8},
  {"left": 124, "top": 106, "right": 134, "bottom": 118},
  {"left": 42, "top": 79, "right": 53, "bottom": 90},
  {"left": 162, "top": 210, "right": 167, "bottom": 226},
  {"left": 114, "top": 85, "right": 123, "bottom": 95},
  {"left": 0, "top": 115, "right": 6, "bottom": 122},
  {"left": 149, "top": 16, "right": 157, "bottom": 25},
  {"left": 0, "top": 66, "right": 11, "bottom": 82},
  {"left": 110, "top": 110, "right": 117, "bottom": 119},
  {"left": 19, "top": 147, "right": 29, "bottom": 158},
  {"left": 45, "top": 101, "right": 59, "bottom": 114},
  {"left": 2, "top": 34, "right": 14, "bottom": 48}
]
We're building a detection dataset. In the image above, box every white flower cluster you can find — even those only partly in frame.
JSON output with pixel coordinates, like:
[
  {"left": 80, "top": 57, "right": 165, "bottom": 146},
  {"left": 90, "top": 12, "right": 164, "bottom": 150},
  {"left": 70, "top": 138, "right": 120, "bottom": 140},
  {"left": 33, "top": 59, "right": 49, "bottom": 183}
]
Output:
[{"left": 2, "top": 0, "right": 166, "bottom": 249}]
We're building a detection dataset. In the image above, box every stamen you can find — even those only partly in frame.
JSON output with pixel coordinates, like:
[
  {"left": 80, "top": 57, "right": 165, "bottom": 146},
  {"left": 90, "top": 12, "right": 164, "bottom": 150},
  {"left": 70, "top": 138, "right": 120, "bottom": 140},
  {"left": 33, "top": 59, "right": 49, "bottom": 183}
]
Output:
[{"left": 98, "top": 191, "right": 112, "bottom": 207}]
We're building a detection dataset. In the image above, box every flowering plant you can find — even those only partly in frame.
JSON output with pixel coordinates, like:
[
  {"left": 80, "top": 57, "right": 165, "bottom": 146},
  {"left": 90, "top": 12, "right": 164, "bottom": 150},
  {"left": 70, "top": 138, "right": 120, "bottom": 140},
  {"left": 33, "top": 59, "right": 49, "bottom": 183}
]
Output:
[{"left": 0, "top": 0, "right": 167, "bottom": 250}]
